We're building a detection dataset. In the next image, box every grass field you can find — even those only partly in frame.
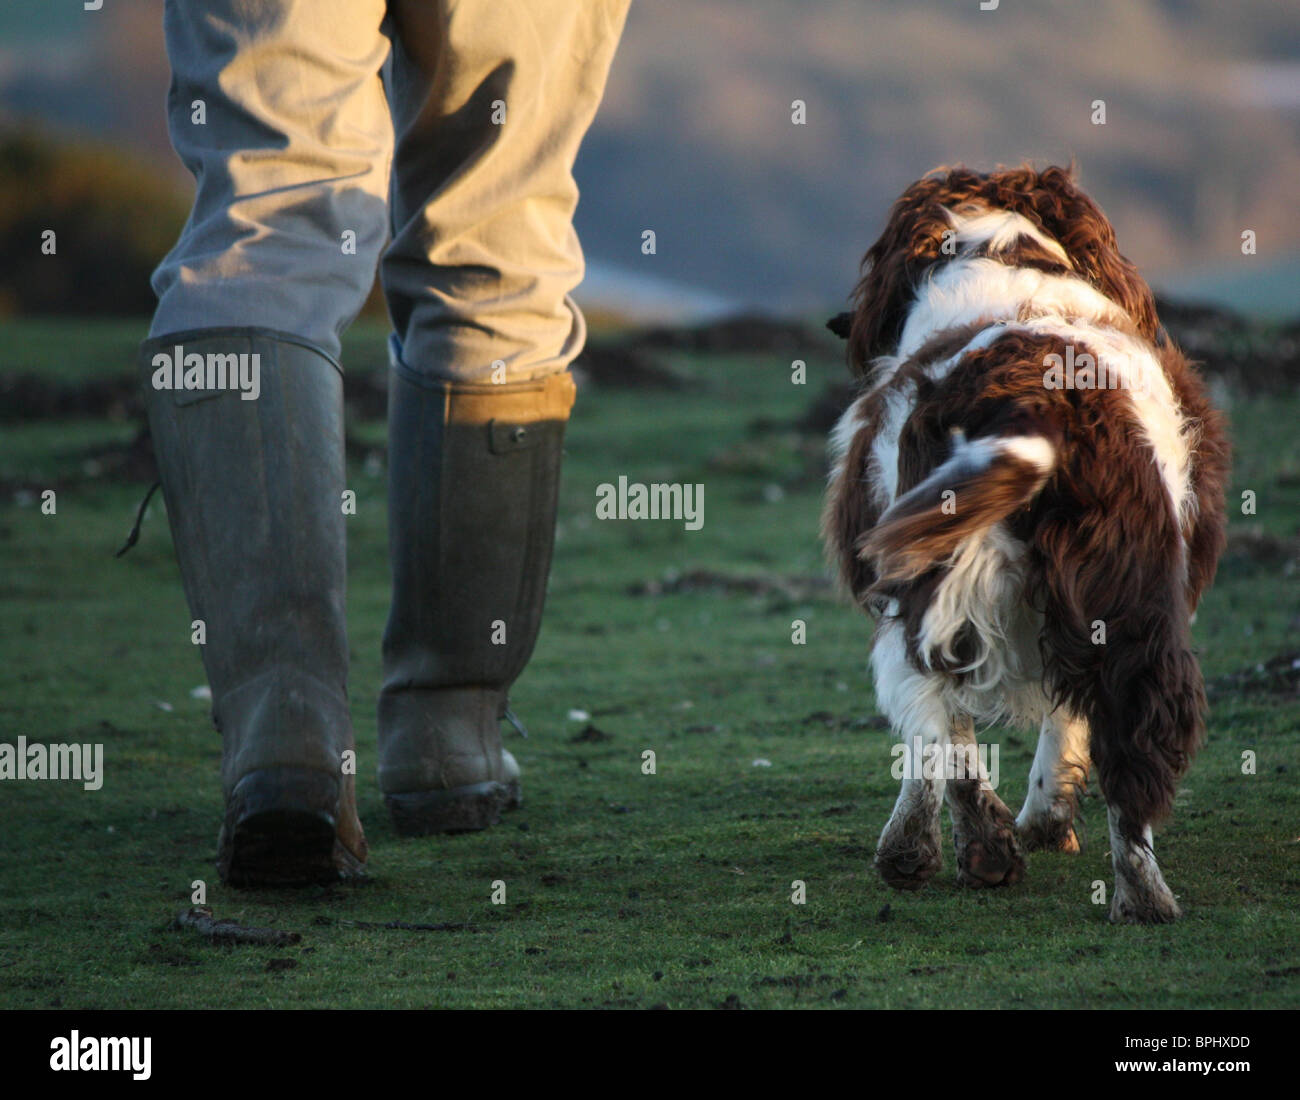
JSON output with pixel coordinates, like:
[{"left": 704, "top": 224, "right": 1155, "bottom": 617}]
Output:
[{"left": 1, "top": 318, "right": 1298, "bottom": 1010}]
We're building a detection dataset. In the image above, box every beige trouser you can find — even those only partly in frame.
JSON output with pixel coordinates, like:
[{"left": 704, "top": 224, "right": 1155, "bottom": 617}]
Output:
[{"left": 149, "top": 0, "right": 630, "bottom": 381}]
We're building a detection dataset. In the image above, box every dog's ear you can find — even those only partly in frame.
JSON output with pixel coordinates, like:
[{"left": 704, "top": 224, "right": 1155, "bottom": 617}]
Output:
[
  {"left": 826, "top": 312, "right": 853, "bottom": 339},
  {"left": 847, "top": 168, "right": 983, "bottom": 375}
]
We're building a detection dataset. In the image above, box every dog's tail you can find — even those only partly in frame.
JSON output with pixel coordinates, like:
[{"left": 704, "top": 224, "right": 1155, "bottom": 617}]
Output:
[{"left": 861, "top": 428, "right": 1058, "bottom": 584}]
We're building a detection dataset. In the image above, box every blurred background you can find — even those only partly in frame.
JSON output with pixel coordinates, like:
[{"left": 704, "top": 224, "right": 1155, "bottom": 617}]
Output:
[{"left": 2, "top": 0, "right": 1298, "bottom": 325}]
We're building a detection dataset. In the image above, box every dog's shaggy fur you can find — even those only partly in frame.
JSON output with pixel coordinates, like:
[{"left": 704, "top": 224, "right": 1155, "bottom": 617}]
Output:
[{"left": 823, "top": 165, "right": 1229, "bottom": 923}]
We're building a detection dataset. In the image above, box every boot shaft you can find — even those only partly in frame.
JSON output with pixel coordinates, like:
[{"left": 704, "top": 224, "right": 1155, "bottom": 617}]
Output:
[
  {"left": 381, "top": 355, "right": 576, "bottom": 693},
  {"left": 140, "top": 329, "right": 354, "bottom": 790}
]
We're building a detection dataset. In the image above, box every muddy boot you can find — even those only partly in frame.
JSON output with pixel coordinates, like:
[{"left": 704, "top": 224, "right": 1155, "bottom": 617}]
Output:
[
  {"left": 378, "top": 341, "right": 575, "bottom": 835},
  {"left": 140, "top": 328, "right": 367, "bottom": 886}
]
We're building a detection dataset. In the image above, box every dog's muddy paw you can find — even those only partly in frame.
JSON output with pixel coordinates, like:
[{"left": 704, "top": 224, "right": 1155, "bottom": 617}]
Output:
[
  {"left": 955, "top": 832, "right": 1026, "bottom": 887},
  {"left": 875, "top": 834, "right": 942, "bottom": 891},
  {"left": 955, "top": 795, "right": 1026, "bottom": 888},
  {"left": 1016, "top": 809, "right": 1082, "bottom": 854},
  {"left": 1109, "top": 882, "right": 1181, "bottom": 924}
]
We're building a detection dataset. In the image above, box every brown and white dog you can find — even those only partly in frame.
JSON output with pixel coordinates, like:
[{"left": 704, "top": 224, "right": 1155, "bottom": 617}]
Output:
[{"left": 823, "top": 165, "right": 1229, "bottom": 923}]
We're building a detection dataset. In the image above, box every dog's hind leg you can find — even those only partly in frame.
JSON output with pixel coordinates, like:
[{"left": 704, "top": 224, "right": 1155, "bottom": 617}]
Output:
[
  {"left": 1089, "top": 635, "right": 1198, "bottom": 924},
  {"left": 945, "top": 715, "right": 1026, "bottom": 888},
  {"left": 1016, "top": 708, "right": 1090, "bottom": 852},
  {"left": 872, "top": 621, "right": 946, "bottom": 890},
  {"left": 1106, "top": 807, "right": 1180, "bottom": 923}
]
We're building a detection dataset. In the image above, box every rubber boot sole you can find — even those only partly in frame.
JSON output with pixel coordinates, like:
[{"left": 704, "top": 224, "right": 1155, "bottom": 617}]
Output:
[
  {"left": 385, "top": 779, "right": 523, "bottom": 836},
  {"left": 219, "top": 767, "right": 350, "bottom": 887}
]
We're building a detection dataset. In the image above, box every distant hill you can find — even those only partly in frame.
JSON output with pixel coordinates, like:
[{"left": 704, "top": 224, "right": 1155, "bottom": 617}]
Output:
[{"left": 2, "top": 0, "right": 1298, "bottom": 318}]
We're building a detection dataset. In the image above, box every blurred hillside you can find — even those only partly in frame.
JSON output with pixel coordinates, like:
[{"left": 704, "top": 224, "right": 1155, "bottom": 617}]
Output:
[{"left": 1, "top": 0, "right": 1298, "bottom": 317}]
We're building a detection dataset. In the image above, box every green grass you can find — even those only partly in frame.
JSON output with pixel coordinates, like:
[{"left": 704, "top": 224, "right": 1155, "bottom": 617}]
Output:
[{"left": 1, "top": 319, "right": 1298, "bottom": 1009}]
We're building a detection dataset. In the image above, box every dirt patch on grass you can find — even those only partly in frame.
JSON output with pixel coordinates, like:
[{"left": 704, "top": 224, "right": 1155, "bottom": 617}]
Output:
[
  {"left": 1157, "top": 297, "right": 1300, "bottom": 395},
  {"left": 1222, "top": 529, "right": 1300, "bottom": 576},
  {"left": 627, "top": 568, "right": 830, "bottom": 600},
  {"left": 1, "top": 373, "right": 140, "bottom": 422},
  {"left": 629, "top": 314, "right": 831, "bottom": 356},
  {"left": 573, "top": 344, "right": 693, "bottom": 390},
  {"left": 1208, "top": 651, "right": 1300, "bottom": 699}
]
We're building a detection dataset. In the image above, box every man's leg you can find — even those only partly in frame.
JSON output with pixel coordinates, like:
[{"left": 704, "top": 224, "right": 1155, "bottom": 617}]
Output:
[
  {"left": 151, "top": 0, "right": 392, "bottom": 358},
  {"left": 144, "top": 0, "right": 391, "bottom": 884},
  {"left": 376, "top": 0, "right": 630, "bottom": 834}
]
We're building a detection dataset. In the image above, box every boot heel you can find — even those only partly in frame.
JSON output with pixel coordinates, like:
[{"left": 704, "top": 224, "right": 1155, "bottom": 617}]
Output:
[
  {"left": 385, "top": 781, "right": 516, "bottom": 836},
  {"left": 221, "top": 767, "right": 341, "bottom": 887}
]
